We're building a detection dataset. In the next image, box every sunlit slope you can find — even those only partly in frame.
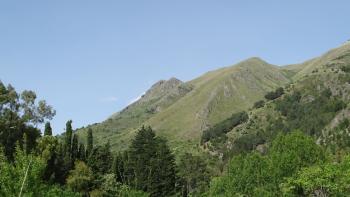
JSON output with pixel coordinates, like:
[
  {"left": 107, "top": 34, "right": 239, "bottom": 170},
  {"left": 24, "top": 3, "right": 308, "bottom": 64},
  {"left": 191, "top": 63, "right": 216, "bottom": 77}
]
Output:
[
  {"left": 146, "top": 58, "right": 291, "bottom": 142},
  {"left": 77, "top": 57, "right": 292, "bottom": 152},
  {"left": 285, "top": 42, "right": 350, "bottom": 80},
  {"left": 223, "top": 42, "right": 350, "bottom": 154}
]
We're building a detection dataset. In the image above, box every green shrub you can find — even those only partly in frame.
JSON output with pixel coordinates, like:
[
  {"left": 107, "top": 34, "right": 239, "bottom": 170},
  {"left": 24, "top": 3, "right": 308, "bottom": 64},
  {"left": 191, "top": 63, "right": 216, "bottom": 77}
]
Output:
[
  {"left": 253, "top": 100, "right": 265, "bottom": 109},
  {"left": 265, "top": 87, "right": 284, "bottom": 100},
  {"left": 201, "top": 112, "right": 248, "bottom": 143}
]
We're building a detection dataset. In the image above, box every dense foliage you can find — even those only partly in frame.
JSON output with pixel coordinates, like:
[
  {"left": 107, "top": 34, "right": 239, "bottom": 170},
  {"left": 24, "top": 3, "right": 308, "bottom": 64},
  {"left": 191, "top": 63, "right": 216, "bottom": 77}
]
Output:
[
  {"left": 0, "top": 81, "right": 55, "bottom": 160},
  {"left": 264, "top": 87, "right": 284, "bottom": 100},
  {"left": 201, "top": 111, "right": 248, "bottom": 143},
  {"left": 273, "top": 89, "right": 346, "bottom": 136},
  {"left": 207, "top": 131, "right": 329, "bottom": 196}
]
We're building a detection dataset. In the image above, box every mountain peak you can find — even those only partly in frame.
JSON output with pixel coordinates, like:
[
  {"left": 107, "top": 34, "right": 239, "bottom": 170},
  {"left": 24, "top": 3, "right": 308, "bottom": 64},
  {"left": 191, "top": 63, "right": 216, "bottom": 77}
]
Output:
[
  {"left": 241, "top": 57, "right": 267, "bottom": 64},
  {"left": 233, "top": 57, "right": 272, "bottom": 71},
  {"left": 138, "top": 77, "right": 183, "bottom": 103},
  {"left": 150, "top": 77, "right": 182, "bottom": 90}
]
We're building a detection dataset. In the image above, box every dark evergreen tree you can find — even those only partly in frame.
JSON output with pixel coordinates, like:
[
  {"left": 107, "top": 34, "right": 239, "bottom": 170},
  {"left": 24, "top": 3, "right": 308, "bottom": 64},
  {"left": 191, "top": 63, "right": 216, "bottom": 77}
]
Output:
[
  {"left": 129, "top": 126, "right": 157, "bottom": 191},
  {"left": 71, "top": 134, "right": 78, "bottom": 162},
  {"left": 88, "top": 143, "right": 113, "bottom": 175},
  {"left": 122, "top": 151, "right": 134, "bottom": 186},
  {"left": 148, "top": 137, "right": 176, "bottom": 197},
  {"left": 54, "top": 143, "right": 72, "bottom": 184},
  {"left": 86, "top": 128, "right": 93, "bottom": 156},
  {"left": 78, "top": 143, "right": 86, "bottom": 161},
  {"left": 112, "top": 152, "right": 125, "bottom": 183},
  {"left": 65, "top": 120, "right": 73, "bottom": 153},
  {"left": 128, "top": 126, "right": 176, "bottom": 196},
  {"left": 44, "top": 122, "right": 52, "bottom": 136}
]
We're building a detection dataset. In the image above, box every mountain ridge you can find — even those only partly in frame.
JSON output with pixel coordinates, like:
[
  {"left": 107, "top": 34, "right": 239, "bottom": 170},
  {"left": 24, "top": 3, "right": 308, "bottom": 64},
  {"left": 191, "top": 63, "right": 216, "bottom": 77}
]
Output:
[
  {"left": 76, "top": 43, "right": 350, "bottom": 154},
  {"left": 76, "top": 55, "right": 293, "bottom": 152}
]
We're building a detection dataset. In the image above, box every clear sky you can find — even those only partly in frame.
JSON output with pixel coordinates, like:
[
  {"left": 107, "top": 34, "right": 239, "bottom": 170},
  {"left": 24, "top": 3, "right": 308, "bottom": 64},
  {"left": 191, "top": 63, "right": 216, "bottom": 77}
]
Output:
[{"left": 1, "top": 0, "right": 349, "bottom": 134}]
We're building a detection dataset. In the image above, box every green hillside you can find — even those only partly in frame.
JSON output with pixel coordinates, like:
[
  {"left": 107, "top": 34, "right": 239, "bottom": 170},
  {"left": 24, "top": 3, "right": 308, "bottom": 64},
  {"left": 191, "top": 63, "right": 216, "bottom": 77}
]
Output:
[
  {"left": 77, "top": 57, "right": 292, "bottom": 152},
  {"left": 77, "top": 42, "right": 350, "bottom": 155},
  {"left": 204, "top": 42, "right": 350, "bottom": 158}
]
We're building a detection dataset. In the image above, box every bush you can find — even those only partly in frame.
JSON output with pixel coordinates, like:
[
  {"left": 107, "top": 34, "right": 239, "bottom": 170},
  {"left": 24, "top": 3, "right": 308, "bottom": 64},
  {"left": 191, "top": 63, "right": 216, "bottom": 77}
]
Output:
[
  {"left": 253, "top": 100, "right": 265, "bottom": 109},
  {"left": 264, "top": 87, "right": 284, "bottom": 100},
  {"left": 340, "top": 65, "right": 350, "bottom": 73},
  {"left": 201, "top": 111, "right": 248, "bottom": 143}
]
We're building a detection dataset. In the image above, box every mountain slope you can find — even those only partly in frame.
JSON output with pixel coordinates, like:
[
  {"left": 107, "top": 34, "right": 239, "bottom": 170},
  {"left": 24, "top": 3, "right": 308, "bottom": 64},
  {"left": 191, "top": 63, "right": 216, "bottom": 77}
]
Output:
[
  {"left": 146, "top": 58, "right": 290, "bottom": 143},
  {"left": 285, "top": 41, "right": 350, "bottom": 80},
  {"left": 77, "top": 57, "right": 292, "bottom": 152},
  {"left": 77, "top": 77, "right": 192, "bottom": 150},
  {"left": 205, "top": 42, "right": 350, "bottom": 157}
]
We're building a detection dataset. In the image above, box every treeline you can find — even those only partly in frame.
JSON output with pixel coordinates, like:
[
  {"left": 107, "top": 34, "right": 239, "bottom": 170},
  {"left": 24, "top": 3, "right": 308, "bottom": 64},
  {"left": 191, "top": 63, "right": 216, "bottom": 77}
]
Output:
[
  {"left": 112, "top": 126, "right": 210, "bottom": 196},
  {"left": 0, "top": 81, "right": 147, "bottom": 196},
  {"left": 0, "top": 81, "right": 211, "bottom": 196}
]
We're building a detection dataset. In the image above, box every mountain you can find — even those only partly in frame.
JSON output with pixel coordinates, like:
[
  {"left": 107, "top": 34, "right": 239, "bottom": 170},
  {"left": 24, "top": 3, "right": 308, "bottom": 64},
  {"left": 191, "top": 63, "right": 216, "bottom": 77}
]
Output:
[
  {"left": 212, "top": 42, "right": 350, "bottom": 157},
  {"left": 77, "top": 42, "right": 350, "bottom": 155},
  {"left": 76, "top": 57, "right": 292, "bottom": 153}
]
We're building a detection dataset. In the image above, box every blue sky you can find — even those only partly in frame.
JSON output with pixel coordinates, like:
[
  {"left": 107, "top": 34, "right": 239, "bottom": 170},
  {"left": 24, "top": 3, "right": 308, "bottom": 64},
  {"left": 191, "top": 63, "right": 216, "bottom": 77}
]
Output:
[{"left": 1, "top": 0, "right": 349, "bottom": 134}]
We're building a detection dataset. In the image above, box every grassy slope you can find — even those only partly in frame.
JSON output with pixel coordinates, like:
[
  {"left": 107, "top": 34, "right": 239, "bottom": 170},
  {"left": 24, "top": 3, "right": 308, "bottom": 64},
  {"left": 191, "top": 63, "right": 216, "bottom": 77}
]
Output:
[
  {"left": 285, "top": 42, "right": 350, "bottom": 80},
  {"left": 145, "top": 58, "right": 291, "bottom": 152},
  {"left": 225, "top": 42, "right": 350, "bottom": 151},
  {"left": 77, "top": 57, "right": 292, "bottom": 153}
]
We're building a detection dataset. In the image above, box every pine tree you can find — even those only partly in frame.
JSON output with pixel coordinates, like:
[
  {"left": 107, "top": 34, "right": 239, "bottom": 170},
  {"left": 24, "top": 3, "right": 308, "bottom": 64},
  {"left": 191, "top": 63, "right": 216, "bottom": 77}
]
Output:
[
  {"left": 86, "top": 128, "right": 93, "bottom": 156},
  {"left": 65, "top": 120, "right": 73, "bottom": 153},
  {"left": 129, "top": 126, "right": 157, "bottom": 191},
  {"left": 44, "top": 122, "right": 52, "bottom": 136},
  {"left": 128, "top": 126, "right": 176, "bottom": 196},
  {"left": 148, "top": 137, "right": 176, "bottom": 197}
]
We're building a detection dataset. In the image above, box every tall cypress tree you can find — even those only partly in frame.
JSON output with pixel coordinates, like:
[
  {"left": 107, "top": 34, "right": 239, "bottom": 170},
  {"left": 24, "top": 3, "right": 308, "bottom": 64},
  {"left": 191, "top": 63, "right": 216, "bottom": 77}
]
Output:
[
  {"left": 78, "top": 143, "right": 86, "bottom": 161},
  {"left": 86, "top": 128, "right": 93, "bottom": 156},
  {"left": 65, "top": 120, "right": 73, "bottom": 153},
  {"left": 44, "top": 122, "right": 52, "bottom": 136},
  {"left": 71, "top": 134, "right": 78, "bottom": 161}
]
